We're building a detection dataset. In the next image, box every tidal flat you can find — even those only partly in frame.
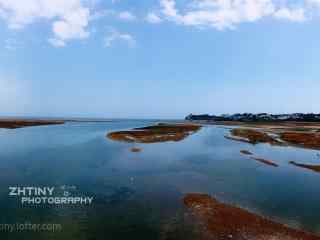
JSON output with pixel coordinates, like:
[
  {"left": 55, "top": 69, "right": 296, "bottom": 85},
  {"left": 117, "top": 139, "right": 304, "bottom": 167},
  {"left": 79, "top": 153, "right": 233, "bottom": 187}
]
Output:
[
  {"left": 0, "top": 119, "right": 65, "bottom": 129},
  {"left": 0, "top": 119, "right": 320, "bottom": 239},
  {"left": 224, "top": 122, "right": 320, "bottom": 150},
  {"left": 107, "top": 123, "right": 201, "bottom": 143},
  {"left": 183, "top": 193, "right": 320, "bottom": 240}
]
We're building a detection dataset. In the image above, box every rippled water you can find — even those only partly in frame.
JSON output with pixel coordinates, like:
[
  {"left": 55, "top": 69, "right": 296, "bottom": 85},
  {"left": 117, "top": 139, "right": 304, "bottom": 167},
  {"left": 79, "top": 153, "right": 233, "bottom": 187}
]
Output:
[{"left": 0, "top": 120, "right": 320, "bottom": 239}]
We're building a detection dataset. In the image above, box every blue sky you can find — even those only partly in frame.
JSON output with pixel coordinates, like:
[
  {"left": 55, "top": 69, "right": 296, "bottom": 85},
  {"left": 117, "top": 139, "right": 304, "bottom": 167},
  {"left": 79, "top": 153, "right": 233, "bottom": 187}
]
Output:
[{"left": 0, "top": 0, "right": 319, "bottom": 119}]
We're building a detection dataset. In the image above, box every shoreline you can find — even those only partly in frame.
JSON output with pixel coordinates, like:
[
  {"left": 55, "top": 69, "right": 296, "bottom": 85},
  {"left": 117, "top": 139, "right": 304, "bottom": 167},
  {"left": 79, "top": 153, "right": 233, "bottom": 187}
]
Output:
[
  {"left": 187, "top": 120, "right": 320, "bottom": 150},
  {"left": 0, "top": 118, "right": 114, "bottom": 129},
  {"left": 191, "top": 120, "right": 320, "bottom": 129}
]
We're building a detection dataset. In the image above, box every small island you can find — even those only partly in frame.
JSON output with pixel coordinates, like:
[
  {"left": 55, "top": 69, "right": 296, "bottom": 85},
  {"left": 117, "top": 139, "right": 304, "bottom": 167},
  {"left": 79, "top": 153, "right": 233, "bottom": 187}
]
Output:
[{"left": 107, "top": 123, "right": 201, "bottom": 143}]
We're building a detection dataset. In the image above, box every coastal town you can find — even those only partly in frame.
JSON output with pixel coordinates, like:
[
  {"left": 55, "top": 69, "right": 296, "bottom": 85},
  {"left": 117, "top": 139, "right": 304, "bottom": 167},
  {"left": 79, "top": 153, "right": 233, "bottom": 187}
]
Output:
[{"left": 186, "top": 113, "right": 320, "bottom": 122}]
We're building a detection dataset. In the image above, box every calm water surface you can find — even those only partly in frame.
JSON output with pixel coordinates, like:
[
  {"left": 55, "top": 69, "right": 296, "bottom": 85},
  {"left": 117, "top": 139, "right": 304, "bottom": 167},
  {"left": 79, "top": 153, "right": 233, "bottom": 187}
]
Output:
[{"left": 0, "top": 120, "right": 320, "bottom": 239}]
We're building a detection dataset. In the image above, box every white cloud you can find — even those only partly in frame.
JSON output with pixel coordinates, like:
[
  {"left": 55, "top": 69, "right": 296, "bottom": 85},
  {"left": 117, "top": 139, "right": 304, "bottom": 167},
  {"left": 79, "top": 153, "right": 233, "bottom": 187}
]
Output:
[
  {"left": 104, "top": 29, "right": 135, "bottom": 47},
  {"left": 308, "top": 0, "right": 320, "bottom": 5},
  {"left": 90, "top": 9, "right": 112, "bottom": 21},
  {"left": 274, "top": 8, "right": 306, "bottom": 22},
  {"left": 50, "top": 7, "right": 90, "bottom": 46},
  {"left": 0, "top": 0, "right": 92, "bottom": 47},
  {"left": 48, "top": 38, "right": 66, "bottom": 47},
  {"left": 118, "top": 11, "right": 136, "bottom": 21},
  {"left": 90, "top": 9, "right": 137, "bottom": 22},
  {"left": 156, "top": 0, "right": 309, "bottom": 30},
  {"left": 161, "top": 0, "right": 179, "bottom": 18},
  {"left": 146, "top": 12, "right": 162, "bottom": 23}
]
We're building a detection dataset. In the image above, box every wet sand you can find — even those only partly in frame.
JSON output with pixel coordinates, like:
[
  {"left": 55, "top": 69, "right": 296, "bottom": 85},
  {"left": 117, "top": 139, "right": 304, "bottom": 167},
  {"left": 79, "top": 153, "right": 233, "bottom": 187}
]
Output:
[{"left": 184, "top": 193, "right": 320, "bottom": 240}]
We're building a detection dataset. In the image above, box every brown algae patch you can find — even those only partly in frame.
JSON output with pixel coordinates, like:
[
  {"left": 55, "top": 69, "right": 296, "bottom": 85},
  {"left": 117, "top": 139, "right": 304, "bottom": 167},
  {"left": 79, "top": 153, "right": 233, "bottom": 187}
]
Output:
[
  {"left": 251, "top": 157, "right": 279, "bottom": 167},
  {"left": 289, "top": 161, "right": 320, "bottom": 173},
  {"left": 229, "top": 128, "right": 281, "bottom": 145},
  {"left": 107, "top": 123, "right": 201, "bottom": 143},
  {"left": 240, "top": 150, "right": 253, "bottom": 155},
  {"left": 281, "top": 132, "right": 320, "bottom": 149},
  {"left": 183, "top": 193, "right": 320, "bottom": 240}
]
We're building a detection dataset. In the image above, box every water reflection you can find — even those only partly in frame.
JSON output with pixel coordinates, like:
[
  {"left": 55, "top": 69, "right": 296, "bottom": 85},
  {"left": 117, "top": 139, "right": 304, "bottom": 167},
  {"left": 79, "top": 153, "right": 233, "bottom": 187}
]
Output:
[{"left": 0, "top": 121, "right": 319, "bottom": 239}]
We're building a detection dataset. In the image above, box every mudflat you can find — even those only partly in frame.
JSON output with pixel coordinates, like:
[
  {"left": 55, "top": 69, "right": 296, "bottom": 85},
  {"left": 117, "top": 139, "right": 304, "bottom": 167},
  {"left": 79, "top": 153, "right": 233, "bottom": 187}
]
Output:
[
  {"left": 220, "top": 121, "right": 320, "bottom": 150},
  {"left": 0, "top": 119, "right": 65, "bottom": 129},
  {"left": 281, "top": 132, "right": 320, "bottom": 149},
  {"left": 107, "top": 123, "right": 201, "bottom": 143},
  {"left": 184, "top": 193, "right": 320, "bottom": 240},
  {"left": 229, "top": 128, "right": 281, "bottom": 145}
]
